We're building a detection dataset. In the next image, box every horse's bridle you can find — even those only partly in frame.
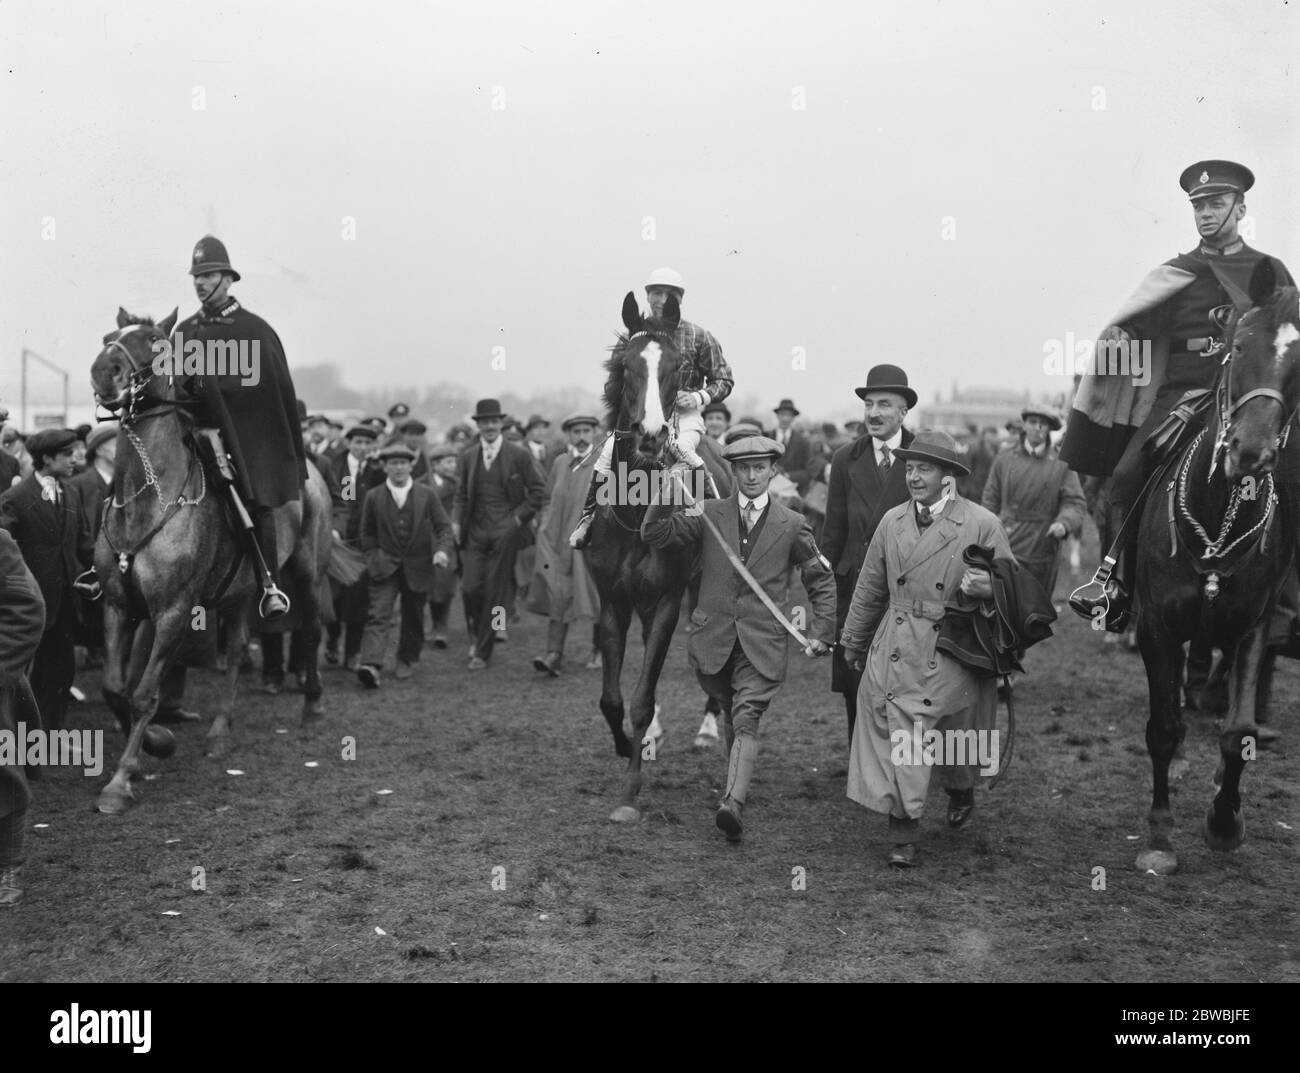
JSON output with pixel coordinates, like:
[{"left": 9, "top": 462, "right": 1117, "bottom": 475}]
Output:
[{"left": 1210, "top": 312, "right": 1299, "bottom": 475}]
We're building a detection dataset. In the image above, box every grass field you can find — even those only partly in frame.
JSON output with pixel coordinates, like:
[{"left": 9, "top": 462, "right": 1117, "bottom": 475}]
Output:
[{"left": 2, "top": 550, "right": 1296, "bottom": 982}]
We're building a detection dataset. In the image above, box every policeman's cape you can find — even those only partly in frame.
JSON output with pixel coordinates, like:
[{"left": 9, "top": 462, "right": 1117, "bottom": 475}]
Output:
[{"left": 1059, "top": 250, "right": 1294, "bottom": 477}]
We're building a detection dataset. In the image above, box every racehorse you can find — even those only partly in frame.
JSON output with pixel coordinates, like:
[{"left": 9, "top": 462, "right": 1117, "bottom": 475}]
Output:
[
  {"left": 1134, "top": 259, "right": 1299, "bottom": 874},
  {"left": 587, "top": 292, "right": 731, "bottom": 822},
  {"left": 89, "top": 308, "right": 332, "bottom": 814}
]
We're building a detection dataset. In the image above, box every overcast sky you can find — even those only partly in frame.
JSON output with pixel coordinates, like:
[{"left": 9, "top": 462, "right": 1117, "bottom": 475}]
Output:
[{"left": 2, "top": 0, "right": 1296, "bottom": 424}]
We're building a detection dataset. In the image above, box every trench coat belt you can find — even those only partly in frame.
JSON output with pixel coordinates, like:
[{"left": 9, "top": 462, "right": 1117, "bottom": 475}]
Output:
[{"left": 889, "top": 597, "right": 946, "bottom": 621}]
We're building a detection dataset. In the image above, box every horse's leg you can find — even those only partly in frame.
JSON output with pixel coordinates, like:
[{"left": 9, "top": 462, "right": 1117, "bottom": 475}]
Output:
[
  {"left": 599, "top": 596, "right": 633, "bottom": 760},
  {"left": 1204, "top": 626, "right": 1265, "bottom": 851},
  {"left": 97, "top": 608, "right": 188, "bottom": 814},
  {"left": 99, "top": 604, "right": 135, "bottom": 738},
  {"left": 290, "top": 559, "right": 324, "bottom": 726},
  {"left": 611, "top": 592, "right": 683, "bottom": 823},
  {"left": 206, "top": 610, "right": 247, "bottom": 759},
  {"left": 1136, "top": 612, "right": 1185, "bottom": 874}
]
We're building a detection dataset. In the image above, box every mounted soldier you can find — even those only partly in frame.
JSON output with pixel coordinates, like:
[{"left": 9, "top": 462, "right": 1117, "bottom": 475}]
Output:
[
  {"left": 175, "top": 235, "right": 308, "bottom": 620},
  {"left": 1064, "top": 161, "right": 1297, "bottom": 629}
]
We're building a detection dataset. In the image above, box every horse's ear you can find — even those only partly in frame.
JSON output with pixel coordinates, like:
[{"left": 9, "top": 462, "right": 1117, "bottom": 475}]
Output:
[
  {"left": 158, "top": 307, "right": 179, "bottom": 336},
  {"left": 116, "top": 307, "right": 133, "bottom": 328},
  {"left": 1249, "top": 259, "right": 1278, "bottom": 307},
  {"left": 621, "top": 291, "right": 641, "bottom": 333},
  {"left": 660, "top": 292, "right": 681, "bottom": 332}
]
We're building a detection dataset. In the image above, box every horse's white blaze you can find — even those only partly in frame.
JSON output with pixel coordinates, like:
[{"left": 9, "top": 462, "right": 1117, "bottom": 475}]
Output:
[
  {"left": 640, "top": 341, "right": 665, "bottom": 435},
  {"left": 1274, "top": 321, "right": 1300, "bottom": 368}
]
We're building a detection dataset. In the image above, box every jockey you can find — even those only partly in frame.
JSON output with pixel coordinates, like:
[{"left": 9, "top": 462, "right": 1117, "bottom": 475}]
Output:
[
  {"left": 175, "top": 236, "right": 308, "bottom": 620},
  {"left": 569, "top": 267, "right": 734, "bottom": 548},
  {"left": 1064, "top": 161, "right": 1297, "bottom": 630}
]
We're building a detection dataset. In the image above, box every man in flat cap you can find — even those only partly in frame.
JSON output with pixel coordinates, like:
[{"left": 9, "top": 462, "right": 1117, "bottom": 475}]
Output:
[
  {"left": 326, "top": 424, "right": 386, "bottom": 669},
  {"left": 642, "top": 437, "right": 836, "bottom": 843},
  {"left": 424, "top": 442, "right": 461, "bottom": 649},
  {"left": 175, "top": 235, "right": 307, "bottom": 621},
  {"left": 839, "top": 430, "right": 1014, "bottom": 867},
  {"left": 1063, "top": 161, "right": 1296, "bottom": 629},
  {"left": 981, "top": 408, "right": 1086, "bottom": 602},
  {"left": 0, "top": 429, "right": 93, "bottom": 733},
  {"left": 356, "top": 443, "right": 454, "bottom": 687},
  {"left": 528, "top": 413, "right": 604, "bottom": 676},
  {"left": 822, "top": 364, "right": 918, "bottom": 747},
  {"left": 454, "top": 399, "right": 545, "bottom": 670}
]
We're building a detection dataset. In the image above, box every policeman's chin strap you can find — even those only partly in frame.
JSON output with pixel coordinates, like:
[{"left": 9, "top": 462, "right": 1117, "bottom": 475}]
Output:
[{"left": 1203, "top": 193, "right": 1241, "bottom": 248}]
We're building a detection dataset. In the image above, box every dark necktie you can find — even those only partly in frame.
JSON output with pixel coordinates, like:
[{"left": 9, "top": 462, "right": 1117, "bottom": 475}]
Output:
[
  {"left": 878, "top": 445, "right": 891, "bottom": 478},
  {"left": 917, "top": 504, "right": 932, "bottom": 529}
]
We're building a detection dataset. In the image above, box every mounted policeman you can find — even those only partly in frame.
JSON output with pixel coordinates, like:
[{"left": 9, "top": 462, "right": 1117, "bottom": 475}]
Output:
[
  {"left": 175, "top": 235, "right": 308, "bottom": 620},
  {"left": 1064, "top": 161, "right": 1297, "bottom": 629}
]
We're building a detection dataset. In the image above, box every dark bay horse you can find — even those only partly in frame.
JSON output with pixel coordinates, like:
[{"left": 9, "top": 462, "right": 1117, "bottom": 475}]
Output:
[
  {"left": 1135, "top": 260, "right": 1300, "bottom": 874},
  {"left": 587, "top": 292, "right": 730, "bottom": 822},
  {"left": 89, "top": 308, "right": 332, "bottom": 814}
]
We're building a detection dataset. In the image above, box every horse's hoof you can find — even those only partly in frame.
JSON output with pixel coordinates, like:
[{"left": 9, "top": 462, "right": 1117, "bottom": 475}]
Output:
[
  {"left": 1203, "top": 807, "right": 1245, "bottom": 852},
  {"left": 609, "top": 806, "right": 641, "bottom": 823},
  {"left": 1135, "top": 849, "right": 1178, "bottom": 874},
  {"left": 301, "top": 701, "right": 325, "bottom": 723},
  {"left": 1168, "top": 756, "right": 1191, "bottom": 782},
  {"left": 205, "top": 735, "right": 232, "bottom": 761},
  {"left": 142, "top": 725, "right": 176, "bottom": 759},
  {"left": 96, "top": 787, "right": 136, "bottom": 815}
]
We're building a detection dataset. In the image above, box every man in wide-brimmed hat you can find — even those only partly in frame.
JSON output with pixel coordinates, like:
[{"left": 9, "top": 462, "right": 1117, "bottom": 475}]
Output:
[
  {"left": 1062, "top": 160, "right": 1296, "bottom": 630},
  {"left": 981, "top": 407, "right": 1085, "bottom": 601},
  {"left": 822, "top": 364, "right": 918, "bottom": 746},
  {"left": 642, "top": 435, "right": 835, "bottom": 844},
  {"left": 771, "top": 398, "right": 815, "bottom": 495},
  {"left": 838, "top": 429, "right": 1013, "bottom": 867},
  {"left": 453, "top": 399, "right": 545, "bottom": 670}
]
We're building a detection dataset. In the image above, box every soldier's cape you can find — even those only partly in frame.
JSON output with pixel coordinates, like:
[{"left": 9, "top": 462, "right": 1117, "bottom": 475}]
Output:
[{"left": 1059, "top": 248, "right": 1294, "bottom": 477}]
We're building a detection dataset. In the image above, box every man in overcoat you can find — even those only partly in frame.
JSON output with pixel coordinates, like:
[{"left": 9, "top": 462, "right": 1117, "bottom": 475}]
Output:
[
  {"left": 981, "top": 408, "right": 1086, "bottom": 600},
  {"left": 839, "top": 430, "right": 1013, "bottom": 867},
  {"left": 821, "top": 365, "right": 917, "bottom": 745},
  {"left": 453, "top": 399, "right": 545, "bottom": 670},
  {"left": 327, "top": 424, "right": 385, "bottom": 669},
  {"left": 642, "top": 436, "right": 836, "bottom": 842},
  {"left": 425, "top": 443, "right": 461, "bottom": 649},
  {"left": 0, "top": 429, "right": 92, "bottom": 733}
]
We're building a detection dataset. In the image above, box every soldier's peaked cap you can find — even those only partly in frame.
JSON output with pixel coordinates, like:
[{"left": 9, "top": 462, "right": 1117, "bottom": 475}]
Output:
[
  {"left": 190, "top": 235, "right": 241, "bottom": 281},
  {"left": 1180, "top": 160, "right": 1255, "bottom": 201}
]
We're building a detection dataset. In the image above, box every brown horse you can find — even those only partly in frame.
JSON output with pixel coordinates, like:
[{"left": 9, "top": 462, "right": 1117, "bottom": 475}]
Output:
[
  {"left": 1134, "top": 260, "right": 1300, "bottom": 874},
  {"left": 89, "top": 308, "right": 332, "bottom": 814},
  {"left": 587, "top": 292, "right": 731, "bottom": 822}
]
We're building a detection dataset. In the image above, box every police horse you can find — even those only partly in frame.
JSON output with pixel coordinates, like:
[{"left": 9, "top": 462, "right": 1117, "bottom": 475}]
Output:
[
  {"left": 1134, "top": 260, "right": 1300, "bottom": 874},
  {"left": 587, "top": 292, "right": 731, "bottom": 822},
  {"left": 89, "top": 308, "right": 332, "bottom": 814}
]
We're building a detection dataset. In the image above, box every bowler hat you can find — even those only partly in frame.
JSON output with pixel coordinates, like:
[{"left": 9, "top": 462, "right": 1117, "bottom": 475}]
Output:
[
  {"left": 1179, "top": 160, "right": 1254, "bottom": 201},
  {"left": 773, "top": 398, "right": 800, "bottom": 416},
  {"left": 854, "top": 364, "right": 917, "bottom": 408},
  {"left": 1020, "top": 407, "right": 1062, "bottom": 431},
  {"left": 376, "top": 443, "right": 418, "bottom": 462},
  {"left": 26, "top": 428, "right": 79, "bottom": 464},
  {"left": 561, "top": 413, "right": 600, "bottom": 431},
  {"left": 84, "top": 422, "right": 119, "bottom": 457},
  {"left": 189, "top": 235, "right": 241, "bottom": 282},
  {"left": 344, "top": 425, "right": 379, "bottom": 442},
  {"left": 723, "top": 435, "right": 784, "bottom": 463},
  {"left": 892, "top": 429, "right": 970, "bottom": 476},
  {"left": 525, "top": 414, "right": 551, "bottom": 431},
  {"left": 397, "top": 418, "right": 428, "bottom": 435},
  {"left": 471, "top": 399, "right": 506, "bottom": 422}
]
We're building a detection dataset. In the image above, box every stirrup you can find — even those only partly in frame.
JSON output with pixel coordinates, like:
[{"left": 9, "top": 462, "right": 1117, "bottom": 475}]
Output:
[
  {"left": 1068, "top": 558, "right": 1114, "bottom": 616},
  {"left": 259, "top": 584, "right": 291, "bottom": 621}
]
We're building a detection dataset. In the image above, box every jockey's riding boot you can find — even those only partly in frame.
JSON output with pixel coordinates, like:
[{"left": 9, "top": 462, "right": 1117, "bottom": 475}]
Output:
[
  {"left": 716, "top": 734, "right": 758, "bottom": 842},
  {"left": 695, "top": 462, "right": 721, "bottom": 501},
  {"left": 251, "top": 508, "right": 290, "bottom": 621},
  {"left": 568, "top": 471, "right": 602, "bottom": 549}
]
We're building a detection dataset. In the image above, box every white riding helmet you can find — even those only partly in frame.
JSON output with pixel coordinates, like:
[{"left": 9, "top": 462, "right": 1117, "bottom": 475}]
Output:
[{"left": 646, "top": 266, "right": 685, "bottom": 293}]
